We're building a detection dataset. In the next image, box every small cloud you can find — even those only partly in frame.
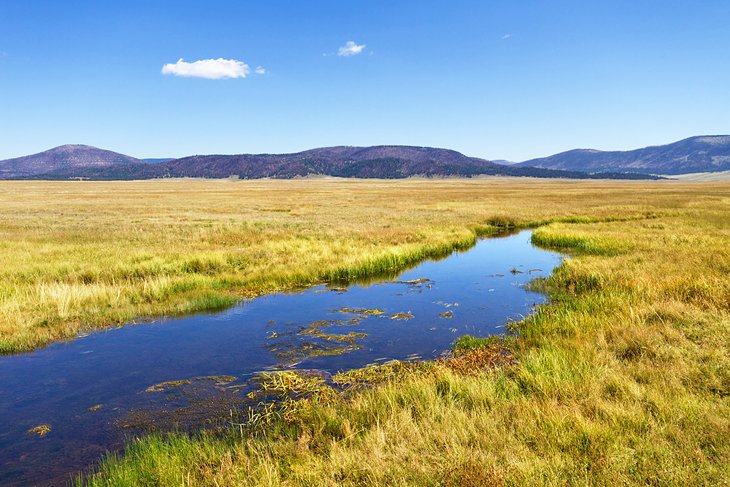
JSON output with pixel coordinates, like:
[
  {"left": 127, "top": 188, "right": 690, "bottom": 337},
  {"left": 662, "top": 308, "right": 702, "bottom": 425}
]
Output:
[
  {"left": 501, "top": 34, "right": 512, "bottom": 40},
  {"left": 255, "top": 66, "right": 266, "bottom": 75},
  {"left": 161, "top": 58, "right": 250, "bottom": 79},
  {"left": 338, "top": 41, "right": 366, "bottom": 57}
]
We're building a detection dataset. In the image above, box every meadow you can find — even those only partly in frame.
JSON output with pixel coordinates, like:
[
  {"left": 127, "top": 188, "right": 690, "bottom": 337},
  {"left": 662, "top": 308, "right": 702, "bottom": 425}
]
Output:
[
  {"left": 0, "top": 178, "right": 728, "bottom": 485},
  {"left": 0, "top": 177, "right": 702, "bottom": 354}
]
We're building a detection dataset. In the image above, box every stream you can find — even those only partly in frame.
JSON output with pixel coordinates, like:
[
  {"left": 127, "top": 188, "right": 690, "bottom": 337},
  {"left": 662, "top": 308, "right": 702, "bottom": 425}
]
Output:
[{"left": 0, "top": 230, "right": 563, "bottom": 485}]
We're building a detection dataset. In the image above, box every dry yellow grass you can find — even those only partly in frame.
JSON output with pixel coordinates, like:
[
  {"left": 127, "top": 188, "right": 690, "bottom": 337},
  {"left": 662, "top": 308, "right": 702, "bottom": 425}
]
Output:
[
  {"left": 79, "top": 176, "right": 729, "bottom": 485},
  {"left": 1, "top": 178, "right": 727, "bottom": 485},
  {"left": 0, "top": 178, "right": 726, "bottom": 353}
]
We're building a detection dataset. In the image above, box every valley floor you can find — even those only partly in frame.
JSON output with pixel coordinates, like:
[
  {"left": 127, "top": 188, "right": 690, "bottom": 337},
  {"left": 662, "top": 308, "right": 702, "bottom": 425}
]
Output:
[
  {"left": 667, "top": 170, "right": 730, "bottom": 182},
  {"left": 0, "top": 179, "right": 728, "bottom": 485}
]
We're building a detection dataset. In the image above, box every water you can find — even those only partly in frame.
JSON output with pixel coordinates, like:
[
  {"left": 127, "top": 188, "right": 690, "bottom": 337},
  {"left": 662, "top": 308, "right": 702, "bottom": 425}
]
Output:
[{"left": 0, "top": 231, "right": 562, "bottom": 485}]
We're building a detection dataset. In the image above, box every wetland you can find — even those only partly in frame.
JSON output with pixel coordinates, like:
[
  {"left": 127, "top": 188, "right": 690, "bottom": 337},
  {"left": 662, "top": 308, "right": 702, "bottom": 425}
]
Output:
[
  {"left": 0, "top": 179, "right": 727, "bottom": 486},
  {"left": 0, "top": 231, "right": 561, "bottom": 485}
]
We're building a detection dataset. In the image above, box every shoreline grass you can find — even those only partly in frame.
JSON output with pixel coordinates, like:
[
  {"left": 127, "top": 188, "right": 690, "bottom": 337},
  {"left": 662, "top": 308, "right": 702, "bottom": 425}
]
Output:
[
  {"left": 15, "top": 178, "right": 720, "bottom": 485},
  {"left": 2, "top": 178, "right": 725, "bottom": 355},
  {"left": 81, "top": 215, "right": 730, "bottom": 483}
]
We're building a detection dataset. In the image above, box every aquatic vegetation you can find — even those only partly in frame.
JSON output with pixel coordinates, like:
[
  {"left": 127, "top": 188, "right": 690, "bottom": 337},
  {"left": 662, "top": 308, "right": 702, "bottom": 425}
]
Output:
[
  {"left": 297, "top": 328, "right": 367, "bottom": 344},
  {"left": 145, "top": 376, "right": 236, "bottom": 393},
  {"left": 254, "top": 370, "right": 331, "bottom": 397},
  {"left": 336, "top": 307, "right": 384, "bottom": 315},
  {"left": 120, "top": 389, "right": 244, "bottom": 432},
  {"left": 438, "top": 310, "right": 454, "bottom": 318},
  {"left": 268, "top": 341, "right": 362, "bottom": 364},
  {"left": 398, "top": 277, "right": 432, "bottom": 285},
  {"left": 204, "top": 376, "right": 238, "bottom": 385},
  {"left": 145, "top": 379, "right": 193, "bottom": 392},
  {"left": 87, "top": 404, "right": 104, "bottom": 412},
  {"left": 27, "top": 424, "right": 51, "bottom": 437},
  {"left": 390, "top": 312, "right": 414, "bottom": 320},
  {"left": 266, "top": 318, "right": 369, "bottom": 364},
  {"left": 245, "top": 370, "right": 339, "bottom": 426},
  {"left": 80, "top": 185, "right": 730, "bottom": 486}
]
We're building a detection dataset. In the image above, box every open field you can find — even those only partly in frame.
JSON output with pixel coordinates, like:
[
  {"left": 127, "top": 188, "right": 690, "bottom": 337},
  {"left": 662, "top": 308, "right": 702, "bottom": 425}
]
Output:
[
  {"left": 667, "top": 170, "right": 730, "bottom": 182},
  {"left": 1, "top": 178, "right": 728, "bottom": 484},
  {"left": 0, "top": 178, "right": 720, "bottom": 354},
  {"left": 0, "top": 178, "right": 727, "bottom": 355}
]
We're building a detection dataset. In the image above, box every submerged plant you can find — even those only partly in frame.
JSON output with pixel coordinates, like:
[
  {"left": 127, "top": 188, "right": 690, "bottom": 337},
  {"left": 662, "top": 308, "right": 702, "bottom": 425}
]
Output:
[
  {"left": 145, "top": 376, "right": 237, "bottom": 393},
  {"left": 336, "top": 307, "right": 384, "bottom": 315},
  {"left": 28, "top": 424, "right": 52, "bottom": 437}
]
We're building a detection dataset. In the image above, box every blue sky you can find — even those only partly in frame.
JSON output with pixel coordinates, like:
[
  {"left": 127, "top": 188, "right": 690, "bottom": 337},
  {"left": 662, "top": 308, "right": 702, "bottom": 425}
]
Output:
[{"left": 1, "top": 1, "right": 728, "bottom": 161}]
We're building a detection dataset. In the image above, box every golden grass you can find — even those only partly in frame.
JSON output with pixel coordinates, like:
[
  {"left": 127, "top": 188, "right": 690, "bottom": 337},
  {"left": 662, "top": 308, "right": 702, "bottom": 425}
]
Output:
[
  {"left": 41, "top": 177, "right": 726, "bottom": 486},
  {"left": 2, "top": 177, "right": 725, "bottom": 355},
  {"left": 0, "top": 177, "right": 723, "bottom": 485}
]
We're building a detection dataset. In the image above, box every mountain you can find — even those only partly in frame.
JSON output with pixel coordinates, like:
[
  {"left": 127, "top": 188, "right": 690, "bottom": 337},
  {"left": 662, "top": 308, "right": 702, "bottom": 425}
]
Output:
[
  {"left": 516, "top": 135, "right": 730, "bottom": 175},
  {"left": 4, "top": 136, "right": 727, "bottom": 180},
  {"left": 152, "top": 146, "right": 506, "bottom": 179},
  {"left": 491, "top": 159, "right": 516, "bottom": 165},
  {"left": 143, "top": 158, "right": 175, "bottom": 164},
  {"left": 0, "top": 144, "right": 144, "bottom": 178},
  {"left": 16, "top": 145, "right": 659, "bottom": 180}
]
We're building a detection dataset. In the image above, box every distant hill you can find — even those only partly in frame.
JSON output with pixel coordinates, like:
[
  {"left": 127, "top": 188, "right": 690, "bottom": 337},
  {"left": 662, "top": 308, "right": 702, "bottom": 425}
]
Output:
[
  {"left": 516, "top": 136, "right": 730, "bottom": 175},
  {"left": 12, "top": 145, "right": 659, "bottom": 181},
  {"left": 153, "top": 146, "right": 508, "bottom": 179},
  {"left": 143, "top": 158, "right": 175, "bottom": 164},
  {"left": 0, "top": 144, "right": 145, "bottom": 178},
  {"left": 491, "top": 159, "right": 516, "bottom": 165}
]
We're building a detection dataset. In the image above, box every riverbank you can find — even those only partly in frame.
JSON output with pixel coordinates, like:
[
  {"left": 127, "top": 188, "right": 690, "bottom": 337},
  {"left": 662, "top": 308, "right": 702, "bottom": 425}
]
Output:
[
  {"left": 1, "top": 178, "right": 726, "bottom": 354},
  {"left": 70, "top": 181, "right": 729, "bottom": 485},
  {"left": 1, "top": 231, "right": 560, "bottom": 485},
  {"left": 82, "top": 208, "right": 730, "bottom": 485}
]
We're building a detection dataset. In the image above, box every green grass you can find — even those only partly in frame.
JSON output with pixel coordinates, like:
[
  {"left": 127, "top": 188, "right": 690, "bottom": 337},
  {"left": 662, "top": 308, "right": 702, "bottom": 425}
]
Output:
[
  {"left": 452, "top": 334, "right": 509, "bottom": 353},
  {"left": 2, "top": 178, "right": 723, "bottom": 354},
  {"left": 62, "top": 179, "right": 730, "bottom": 486}
]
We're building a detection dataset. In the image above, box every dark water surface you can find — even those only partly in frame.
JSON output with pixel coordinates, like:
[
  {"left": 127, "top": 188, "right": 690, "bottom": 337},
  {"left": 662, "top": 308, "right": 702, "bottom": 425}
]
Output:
[{"left": 0, "top": 231, "right": 562, "bottom": 486}]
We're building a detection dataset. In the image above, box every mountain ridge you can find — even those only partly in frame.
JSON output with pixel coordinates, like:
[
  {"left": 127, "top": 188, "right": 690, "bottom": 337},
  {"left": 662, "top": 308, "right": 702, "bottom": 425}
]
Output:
[
  {"left": 515, "top": 135, "right": 730, "bottom": 174},
  {"left": 3, "top": 144, "right": 659, "bottom": 180}
]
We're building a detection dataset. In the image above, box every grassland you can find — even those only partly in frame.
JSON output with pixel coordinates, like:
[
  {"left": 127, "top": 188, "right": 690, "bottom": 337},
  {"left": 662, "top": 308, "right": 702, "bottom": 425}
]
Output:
[
  {"left": 1, "top": 178, "right": 729, "bottom": 484},
  {"left": 669, "top": 170, "right": 730, "bottom": 182},
  {"left": 0, "top": 178, "right": 701, "bottom": 354}
]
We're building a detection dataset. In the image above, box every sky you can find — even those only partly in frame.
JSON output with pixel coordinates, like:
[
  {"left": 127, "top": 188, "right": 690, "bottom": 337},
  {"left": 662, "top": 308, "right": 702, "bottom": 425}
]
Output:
[{"left": 1, "top": 0, "right": 729, "bottom": 161}]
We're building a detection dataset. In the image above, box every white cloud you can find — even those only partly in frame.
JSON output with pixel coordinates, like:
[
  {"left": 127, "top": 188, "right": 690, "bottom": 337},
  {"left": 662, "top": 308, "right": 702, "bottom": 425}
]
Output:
[
  {"left": 502, "top": 34, "right": 512, "bottom": 40},
  {"left": 161, "top": 58, "right": 250, "bottom": 79},
  {"left": 338, "top": 41, "right": 366, "bottom": 57},
  {"left": 255, "top": 66, "right": 266, "bottom": 75}
]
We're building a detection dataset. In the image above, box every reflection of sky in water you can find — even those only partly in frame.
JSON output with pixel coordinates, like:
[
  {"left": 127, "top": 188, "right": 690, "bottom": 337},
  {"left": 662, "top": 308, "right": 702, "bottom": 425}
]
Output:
[{"left": 0, "top": 231, "right": 562, "bottom": 486}]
